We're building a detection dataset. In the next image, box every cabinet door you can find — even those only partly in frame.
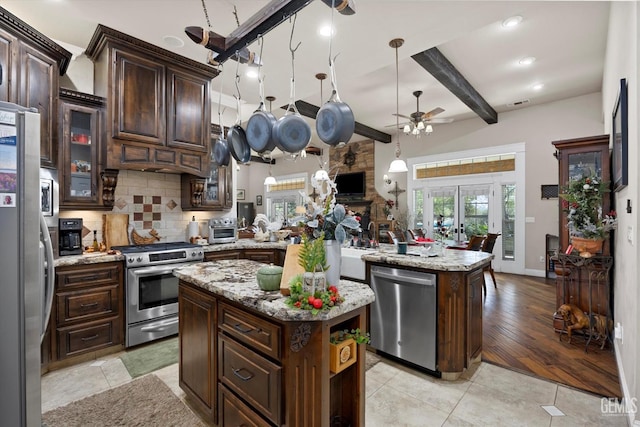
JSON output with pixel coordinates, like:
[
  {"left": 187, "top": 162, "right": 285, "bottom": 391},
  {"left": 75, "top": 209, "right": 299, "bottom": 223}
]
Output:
[
  {"left": 19, "top": 42, "right": 58, "bottom": 168},
  {"left": 113, "top": 48, "right": 165, "bottom": 145},
  {"left": 166, "top": 67, "right": 209, "bottom": 152},
  {"left": 244, "top": 249, "right": 276, "bottom": 264},
  {"left": 466, "top": 269, "right": 483, "bottom": 362},
  {"left": 179, "top": 284, "right": 217, "bottom": 421},
  {"left": 0, "top": 28, "right": 17, "bottom": 102},
  {"left": 60, "top": 102, "right": 100, "bottom": 206}
]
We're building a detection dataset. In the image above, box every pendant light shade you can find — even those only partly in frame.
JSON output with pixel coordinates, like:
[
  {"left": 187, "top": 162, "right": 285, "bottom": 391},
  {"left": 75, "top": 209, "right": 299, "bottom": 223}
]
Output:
[
  {"left": 388, "top": 158, "right": 408, "bottom": 173},
  {"left": 314, "top": 169, "right": 330, "bottom": 181},
  {"left": 388, "top": 38, "right": 408, "bottom": 175},
  {"left": 264, "top": 175, "right": 277, "bottom": 185}
]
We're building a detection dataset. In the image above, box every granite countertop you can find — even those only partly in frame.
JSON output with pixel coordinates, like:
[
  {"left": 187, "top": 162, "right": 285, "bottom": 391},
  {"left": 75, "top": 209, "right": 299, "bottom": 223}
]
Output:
[
  {"left": 361, "top": 246, "right": 493, "bottom": 271},
  {"left": 202, "top": 239, "right": 290, "bottom": 252},
  {"left": 54, "top": 252, "right": 124, "bottom": 268},
  {"left": 173, "top": 259, "right": 375, "bottom": 322}
]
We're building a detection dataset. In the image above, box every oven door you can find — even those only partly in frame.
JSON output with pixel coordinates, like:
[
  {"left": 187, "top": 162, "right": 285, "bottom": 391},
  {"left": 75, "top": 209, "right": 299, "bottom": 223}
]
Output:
[{"left": 126, "top": 262, "right": 196, "bottom": 325}]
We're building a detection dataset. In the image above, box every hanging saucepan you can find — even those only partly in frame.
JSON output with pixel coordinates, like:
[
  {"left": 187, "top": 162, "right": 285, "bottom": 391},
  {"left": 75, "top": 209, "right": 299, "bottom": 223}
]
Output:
[
  {"left": 273, "top": 16, "right": 311, "bottom": 154},
  {"left": 316, "top": 58, "right": 354, "bottom": 146},
  {"left": 246, "top": 36, "right": 278, "bottom": 155},
  {"left": 212, "top": 66, "right": 230, "bottom": 167},
  {"left": 227, "top": 64, "right": 251, "bottom": 164}
]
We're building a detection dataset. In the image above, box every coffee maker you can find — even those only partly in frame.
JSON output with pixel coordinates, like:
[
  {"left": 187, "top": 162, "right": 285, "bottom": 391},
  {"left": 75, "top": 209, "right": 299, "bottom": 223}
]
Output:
[{"left": 59, "top": 218, "right": 83, "bottom": 256}]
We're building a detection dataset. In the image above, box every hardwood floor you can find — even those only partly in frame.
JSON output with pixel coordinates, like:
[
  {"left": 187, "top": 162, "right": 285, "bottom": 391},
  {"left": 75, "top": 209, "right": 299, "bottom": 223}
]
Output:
[{"left": 482, "top": 272, "right": 621, "bottom": 399}]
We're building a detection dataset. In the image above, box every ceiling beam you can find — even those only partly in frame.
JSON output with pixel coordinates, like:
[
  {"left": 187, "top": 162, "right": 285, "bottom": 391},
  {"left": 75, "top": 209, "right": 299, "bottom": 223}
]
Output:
[
  {"left": 287, "top": 100, "right": 392, "bottom": 143},
  {"left": 412, "top": 47, "right": 498, "bottom": 125}
]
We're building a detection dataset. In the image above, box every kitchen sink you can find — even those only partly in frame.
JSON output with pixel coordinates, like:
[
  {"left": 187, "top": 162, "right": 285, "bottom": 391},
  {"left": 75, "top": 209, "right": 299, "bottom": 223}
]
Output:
[{"left": 341, "top": 247, "right": 377, "bottom": 280}]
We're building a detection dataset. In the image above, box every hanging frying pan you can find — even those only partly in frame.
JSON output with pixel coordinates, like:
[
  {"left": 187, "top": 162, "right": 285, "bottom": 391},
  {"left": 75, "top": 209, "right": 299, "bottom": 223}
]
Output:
[
  {"left": 227, "top": 60, "right": 251, "bottom": 164},
  {"left": 316, "top": 2, "right": 354, "bottom": 147},
  {"left": 316, "top": 57, "right": 354, "bottom": 146},
  {"left": 213, "top": 65, "right": 230, "bottom": 167},
  {"left": 272, "top": 15, "right": 311, "bottom": 154},
  {"left": 246, "top": 36, "right": 278, "bottom": 154}
]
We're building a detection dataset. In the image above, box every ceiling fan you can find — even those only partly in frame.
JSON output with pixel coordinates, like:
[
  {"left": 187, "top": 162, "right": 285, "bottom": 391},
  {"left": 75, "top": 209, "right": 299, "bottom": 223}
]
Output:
[{"left": 389, "top": 90, "right": 453, "bottom": 136}]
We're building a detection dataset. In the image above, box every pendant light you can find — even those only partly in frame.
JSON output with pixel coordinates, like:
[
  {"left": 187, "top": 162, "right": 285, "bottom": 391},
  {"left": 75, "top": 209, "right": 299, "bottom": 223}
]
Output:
[
  {"left": 388, "top": 38, "right": 408, "bottom": 174},
  {"left": 264, "top": 160, "right": 276, "bottom": 185}
]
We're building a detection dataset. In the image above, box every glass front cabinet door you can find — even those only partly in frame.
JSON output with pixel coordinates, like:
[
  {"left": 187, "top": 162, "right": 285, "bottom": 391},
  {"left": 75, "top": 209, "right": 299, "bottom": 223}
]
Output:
[{"left": 59, "top": 90, "right": 103, "bottom": 208}]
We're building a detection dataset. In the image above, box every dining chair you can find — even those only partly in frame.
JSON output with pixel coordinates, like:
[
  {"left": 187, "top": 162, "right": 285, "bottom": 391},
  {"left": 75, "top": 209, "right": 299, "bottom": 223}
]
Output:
[
  {"left": 481, "top": 233, "right": 501, "bottom": 288},
  {"left": 465, "top": 235, "right": 485, "bottom": 251},
  {"left": 387, "top": 231, "right": 398, "bottom": 245}
]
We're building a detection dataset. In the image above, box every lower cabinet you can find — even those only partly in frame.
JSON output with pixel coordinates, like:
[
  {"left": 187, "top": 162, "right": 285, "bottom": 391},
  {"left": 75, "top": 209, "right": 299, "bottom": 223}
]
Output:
[
  {"left": 204, "top": 248, "right": 284, "bottom": 266},
  {"left": 179, "top": 280, "right": 367, "bottom": 426},
  {"left": 49, "top": 262, "right": 124, "bottom": 365},
  {"left": 178, "top": 284, "right": 217, "bottom": 420},
  {"left": 466, "top": 269, "right": 484, "bottom": 362}
]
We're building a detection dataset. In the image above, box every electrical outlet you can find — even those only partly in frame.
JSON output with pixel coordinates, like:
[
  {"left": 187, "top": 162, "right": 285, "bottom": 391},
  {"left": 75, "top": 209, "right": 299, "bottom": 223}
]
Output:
[
  {"left": 539, "top": 255, "right": 545, "bottom": 263},
  {"left": 615, "top": 322, "right": 623, "bottom": 344}
]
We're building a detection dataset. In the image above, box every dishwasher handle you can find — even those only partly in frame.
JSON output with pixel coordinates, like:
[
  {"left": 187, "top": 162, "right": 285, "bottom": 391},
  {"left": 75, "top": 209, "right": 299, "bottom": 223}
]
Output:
[{"left": 371, "top": 269, "right": 435, "bottom": 286}]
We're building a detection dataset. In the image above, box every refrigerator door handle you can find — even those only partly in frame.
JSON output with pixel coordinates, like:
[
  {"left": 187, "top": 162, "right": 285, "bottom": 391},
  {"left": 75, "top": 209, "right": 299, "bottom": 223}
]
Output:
[{"left": 40, "top": 214, "right": 55, "bottom": 343}]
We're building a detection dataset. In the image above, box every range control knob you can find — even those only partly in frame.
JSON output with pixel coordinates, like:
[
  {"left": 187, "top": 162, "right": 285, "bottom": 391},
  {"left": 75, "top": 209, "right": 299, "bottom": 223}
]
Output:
[
  {"left": 127, "top": 257, "right": 135, "bottom": 264},
  {"left": 136, "top": 256, "right": 143, "bottom": 263}
]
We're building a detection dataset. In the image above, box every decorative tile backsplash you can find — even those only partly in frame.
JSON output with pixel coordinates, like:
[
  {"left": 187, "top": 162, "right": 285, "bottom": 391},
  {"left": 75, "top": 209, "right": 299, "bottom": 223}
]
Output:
[{"left": 60, "top": 170, "right": 233, "bottom": 247}]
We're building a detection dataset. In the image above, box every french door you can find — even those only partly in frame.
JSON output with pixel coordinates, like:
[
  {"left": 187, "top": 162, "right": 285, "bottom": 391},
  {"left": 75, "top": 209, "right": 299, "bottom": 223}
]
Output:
[{"left": 428, "top": 184, "right": 492, "bottom": 242}]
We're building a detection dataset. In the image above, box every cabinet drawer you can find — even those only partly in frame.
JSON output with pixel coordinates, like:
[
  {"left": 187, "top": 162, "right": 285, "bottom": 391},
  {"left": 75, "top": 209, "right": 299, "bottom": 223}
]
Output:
[
  {"left": 218, "top": 302, "right": 280, "bottom": 360},
  {"left": 56, "top": 263, "right": 122, "bottom": 289},
  {"left": 219, "top": 383, "right": 272, "bottom": 427},
  {"left": 219, "top": 335, "right": 281, "bottom": 425},
  {"left": 57, "top": 317, "right": 120, "bottom": 359},
  {"left": 56, "top": 285, "right": 119, "bottom": 325},
  {"left": 243, "top": 250, "right": 275, "bottom": 264}
]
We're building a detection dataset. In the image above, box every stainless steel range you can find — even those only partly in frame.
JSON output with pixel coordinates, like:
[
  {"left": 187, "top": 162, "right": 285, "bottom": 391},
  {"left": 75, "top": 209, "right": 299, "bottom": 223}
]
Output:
[{"left": 111, "top": 242, "right": 204, "bottom": 347}]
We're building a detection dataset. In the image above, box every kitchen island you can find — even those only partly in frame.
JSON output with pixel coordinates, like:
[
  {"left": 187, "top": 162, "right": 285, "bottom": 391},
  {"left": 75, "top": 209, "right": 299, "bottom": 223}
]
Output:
[
  {"left": 361, "top": 247, "right": 493, "bottom": 380},
  {"left": 173, "top": 259, "right": 375, "bottom": 427}
]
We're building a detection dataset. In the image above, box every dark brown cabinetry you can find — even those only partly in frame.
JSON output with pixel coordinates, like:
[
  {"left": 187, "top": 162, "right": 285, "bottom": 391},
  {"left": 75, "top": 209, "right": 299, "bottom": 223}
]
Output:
[
  {"left": 466, "top": 269, "right": 483, "bottom": 362},
  {"left": 58, "top": 89, "right": 109, "bottom": 209},
  {"left": 179, "top": 283, "right": 217, "bottom": 420},
  {"left": 85, "top": 25, "right": 216, "bottom": 177},
  {"left": 51, "top": 262, "right": 124, "bottom": 364},
  {"left": 0, "top": 7, "right": 71, "bottom": 168},
  {"left": 552, "top": 134, "right": 611, "bottom": 254},
  {"left": 552, "top": 135, "right": 611, "bottom": 330},
  {"left": 204, "top": 249, "right": 284, "bottom": 266},
  {"left": 179, "top": 280, "right": 367, "bottom": 426}
]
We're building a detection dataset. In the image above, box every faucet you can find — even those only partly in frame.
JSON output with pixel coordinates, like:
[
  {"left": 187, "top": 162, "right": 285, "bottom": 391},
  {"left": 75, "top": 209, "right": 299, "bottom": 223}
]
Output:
[{"left": 368, "top": 221, "right": 376, "bottom": 243}]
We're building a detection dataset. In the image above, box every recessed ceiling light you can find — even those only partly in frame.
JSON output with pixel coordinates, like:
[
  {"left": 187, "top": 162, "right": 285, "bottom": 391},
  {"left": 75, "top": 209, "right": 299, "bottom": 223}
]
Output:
[
  {"left": 162, "top": 35, "right": 184, "bottom": 48},
  {"left": 245, "top": 69, "right": 259, "bottom": 79},
  {"left": 319, "top": 25, "right": 334, "bottom": 37},
  {"left": 519, "top": 56, "right": 536, "bottom": 66},
  {"left": 532, "top": 83, "right": 544, "bottom": 91},
  {"left": 502, "top": 15, "right": 523, "bottom": 28}
]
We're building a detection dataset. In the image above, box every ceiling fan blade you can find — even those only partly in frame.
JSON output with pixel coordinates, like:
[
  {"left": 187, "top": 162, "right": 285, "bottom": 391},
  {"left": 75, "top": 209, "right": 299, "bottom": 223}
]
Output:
[
  {"left": 423, "top": 117, "right": 454, "bottom": 124},
  {"left": 422, "top": 107, "right": 445, "bottom": 119},
  {"left": 392, "top": 113, "right": 413, "bottom": 120},
  {"left": 385, "top": 121, "right": 412, "bottom": 128}
]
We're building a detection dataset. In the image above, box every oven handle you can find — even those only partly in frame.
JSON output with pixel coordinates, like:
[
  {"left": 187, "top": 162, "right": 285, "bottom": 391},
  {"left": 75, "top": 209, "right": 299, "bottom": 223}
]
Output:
[
  {"left": 129, "top": 261, "right": 201, "bottom": 278},
  {"left": 140, "top": 317, "right": 179, "bottom": 332}
]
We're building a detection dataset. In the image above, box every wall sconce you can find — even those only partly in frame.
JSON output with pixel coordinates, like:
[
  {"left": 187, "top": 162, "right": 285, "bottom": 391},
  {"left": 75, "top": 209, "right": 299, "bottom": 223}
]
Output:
[{"left": 383, "top": 174, "right": 392, "bottom": 185}]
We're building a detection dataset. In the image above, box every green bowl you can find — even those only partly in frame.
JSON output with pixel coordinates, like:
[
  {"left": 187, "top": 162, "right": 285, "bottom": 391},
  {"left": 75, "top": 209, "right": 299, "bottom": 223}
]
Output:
[{"left": 256, "top": 264, "right": 283, "bottom": 291}]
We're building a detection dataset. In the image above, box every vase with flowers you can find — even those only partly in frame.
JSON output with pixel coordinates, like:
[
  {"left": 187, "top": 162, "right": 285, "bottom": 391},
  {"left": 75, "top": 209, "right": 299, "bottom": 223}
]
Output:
[
  {"left": 560, "top": 174, "right": 617, "bottom": 257},
  {"left": 383, "top": 199, "right": 395, "bottom": 220},
  {"left": 294, "top": 173, "right": 361, "bottom": 285}
]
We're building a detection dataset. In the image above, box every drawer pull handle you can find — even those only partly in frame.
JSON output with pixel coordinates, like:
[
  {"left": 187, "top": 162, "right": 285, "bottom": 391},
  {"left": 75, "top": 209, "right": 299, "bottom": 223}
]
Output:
[
  {"left": 81, "top": 334, "right": 99, "bottom": 341},
  {"left": 80, "top": 302, "right": 99, "bottom": 309},
  {"left": 81, "top": 275, "right": 101, "bottom": 281},
  {"left": 232, "top": 368, "right": 254, "bottom": 381},
  {"left": 233, "top": 323, "right": 253, "bottom": 334}
]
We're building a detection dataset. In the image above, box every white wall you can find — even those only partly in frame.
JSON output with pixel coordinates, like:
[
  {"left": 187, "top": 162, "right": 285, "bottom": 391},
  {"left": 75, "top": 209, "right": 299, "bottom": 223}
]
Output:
[
  {"left": 603, "top": 2, "right": 639, "bottom": 424},
  {"left": 376, "top": 92, "right": 604, "bottom": 271}
]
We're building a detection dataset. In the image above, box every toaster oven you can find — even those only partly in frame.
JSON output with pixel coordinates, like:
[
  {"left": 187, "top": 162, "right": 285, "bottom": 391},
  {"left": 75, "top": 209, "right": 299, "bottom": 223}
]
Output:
[{"left": 208, "top": 217, "right": 237, "bottom": 244}]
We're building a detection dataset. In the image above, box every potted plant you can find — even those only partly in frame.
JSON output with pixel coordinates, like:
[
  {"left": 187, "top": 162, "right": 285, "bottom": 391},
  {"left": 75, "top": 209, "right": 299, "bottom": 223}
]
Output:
[
  {"left": 560, "top": 174, "right": 617, "bottom": 257},
  {"left": 329, "top": 328, "right": 371, "bottom": 373},
  {"left": 298, "top": 233, "right": 328, "bottom": 294}
]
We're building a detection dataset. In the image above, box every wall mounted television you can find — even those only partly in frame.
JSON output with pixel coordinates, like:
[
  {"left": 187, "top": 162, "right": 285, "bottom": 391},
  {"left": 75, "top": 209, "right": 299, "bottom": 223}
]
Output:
[{"left": 334, "top": 171, "right": 365, "bottom": 198}]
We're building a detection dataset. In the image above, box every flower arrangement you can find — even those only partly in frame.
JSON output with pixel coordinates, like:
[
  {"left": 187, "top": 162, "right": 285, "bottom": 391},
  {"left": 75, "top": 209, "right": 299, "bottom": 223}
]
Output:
[
  {"left": 295, "top": 174, "right": 361, "bottom": 244},
  {"left": 382, "top": 199, "right": 395, "bottom": 217},
  {"left": 560, "top": 174, "right": 617, "bottom": 239},
  {"left": 330, "top": 328, "right": 371, "bottom": 345}
]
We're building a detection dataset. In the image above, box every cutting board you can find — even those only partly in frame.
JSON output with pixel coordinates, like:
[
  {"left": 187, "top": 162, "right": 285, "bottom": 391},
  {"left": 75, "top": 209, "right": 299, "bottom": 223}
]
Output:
[
  {"left": 280, "top": 244, "right": 304, "bottom": 296},
  {"left": 103, "top": 214, "right": 130, "bottom": 250}
]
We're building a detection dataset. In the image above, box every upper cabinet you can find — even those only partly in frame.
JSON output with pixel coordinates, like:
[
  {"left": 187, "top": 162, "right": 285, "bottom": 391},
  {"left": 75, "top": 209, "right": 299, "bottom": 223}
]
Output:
[
  {"left": 58, "top": 88, "right": 112, "bottom": 210},
  {"left": 85, "top": 24, "right": 217, "bottom": 177},
  {"left": 552, "top": 134, "right": 610, "bottom": 254},
  {"left": 0, "top": 7, "right": 72, "bottom": 168}
]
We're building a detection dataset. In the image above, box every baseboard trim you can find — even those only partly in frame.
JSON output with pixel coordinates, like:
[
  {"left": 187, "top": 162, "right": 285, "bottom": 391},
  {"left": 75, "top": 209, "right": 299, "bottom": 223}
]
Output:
[{"left": 614, "top": 339, "right": 639, "bottom": 425}]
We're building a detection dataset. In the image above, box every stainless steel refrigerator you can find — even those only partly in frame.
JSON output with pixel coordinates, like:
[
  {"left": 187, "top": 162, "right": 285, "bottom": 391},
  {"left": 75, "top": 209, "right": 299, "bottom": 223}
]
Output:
[{"left": 0, "top": 101, "right": 55, "bottom": 426}]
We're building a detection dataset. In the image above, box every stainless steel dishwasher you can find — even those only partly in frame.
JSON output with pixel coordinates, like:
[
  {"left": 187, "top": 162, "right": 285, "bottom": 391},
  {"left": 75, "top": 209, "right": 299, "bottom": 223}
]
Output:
[{"left": 369, "top": 265, "right": 437, "bottom": 371}]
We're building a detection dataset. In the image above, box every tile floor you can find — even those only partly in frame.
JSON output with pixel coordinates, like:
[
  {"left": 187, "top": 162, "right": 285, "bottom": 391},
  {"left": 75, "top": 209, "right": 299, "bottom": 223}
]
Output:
[{"left": 41, "top": 352, "right": 628, "bottom": 426}]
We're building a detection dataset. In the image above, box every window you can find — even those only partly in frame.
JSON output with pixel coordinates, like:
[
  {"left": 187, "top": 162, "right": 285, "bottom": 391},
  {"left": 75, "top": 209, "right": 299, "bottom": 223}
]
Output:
[
  {"left": 265, "top": 173, "right": 307, "bottom": 226},
  {"left": 502, "top": 184, "right": 516, "bottom": 260}
]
